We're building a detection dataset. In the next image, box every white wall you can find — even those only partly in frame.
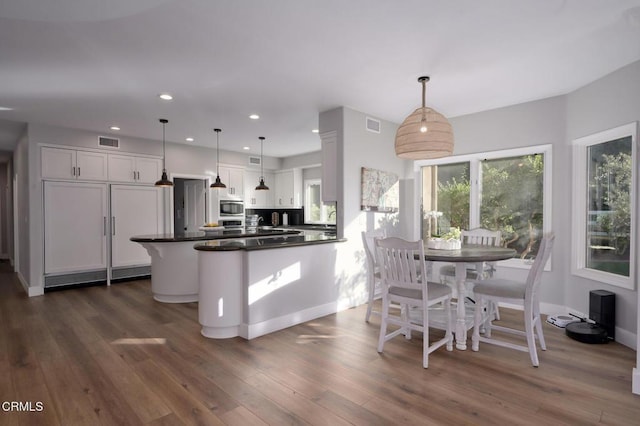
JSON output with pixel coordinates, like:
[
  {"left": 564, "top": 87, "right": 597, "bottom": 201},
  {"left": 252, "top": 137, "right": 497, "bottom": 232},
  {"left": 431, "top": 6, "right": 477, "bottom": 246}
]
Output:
[
  {"left": 319, "top": 106, "right": 410, "bottom": 309},
  {"left": 565, "top": 60, "right": 640, "bottom": 336}
]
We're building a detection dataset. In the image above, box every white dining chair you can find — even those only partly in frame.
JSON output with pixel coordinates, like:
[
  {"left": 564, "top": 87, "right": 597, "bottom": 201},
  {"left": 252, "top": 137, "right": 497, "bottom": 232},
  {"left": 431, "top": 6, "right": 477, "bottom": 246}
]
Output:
[
  {"left": 471, "top": 233, "right": 555, "bottom": 367},
  {"left": 362, "top": 228, "right": 387, "bottom": 322},
  {"left": 375, "top": 237, "right": 453, "bottom": 368},
  {"left": 440, "top": 228, "right": 502, "bottom": 316}
]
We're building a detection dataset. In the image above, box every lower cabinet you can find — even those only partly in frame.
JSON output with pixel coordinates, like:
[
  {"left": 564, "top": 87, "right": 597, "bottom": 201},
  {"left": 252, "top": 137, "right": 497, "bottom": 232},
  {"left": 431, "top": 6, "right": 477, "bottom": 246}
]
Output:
[
  {"left": 43, "top": 181, "right": 163, "bottom": 286},
  {"left": 110, "top": 185, "right": 163, "bottom": 268}
]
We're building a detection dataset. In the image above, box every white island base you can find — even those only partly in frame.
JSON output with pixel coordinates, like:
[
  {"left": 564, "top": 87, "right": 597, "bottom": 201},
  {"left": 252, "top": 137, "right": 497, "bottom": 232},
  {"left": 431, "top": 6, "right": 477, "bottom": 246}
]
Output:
[
  {"left": 197, "top": 242, "right": 341, "bottom": 339},
  {"left": 140, "top": 241, "right": 199, "bottom": 303}
]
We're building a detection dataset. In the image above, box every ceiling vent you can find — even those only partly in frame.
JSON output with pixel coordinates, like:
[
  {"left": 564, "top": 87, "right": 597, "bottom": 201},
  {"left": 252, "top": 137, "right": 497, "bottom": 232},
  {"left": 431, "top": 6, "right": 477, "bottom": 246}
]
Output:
[
  {"left": 99, "top": 136, "right": 120, "bottom": 149},
  {"left": 248, "top": 156, "right": 261, "bottom": 166},
  {"left": 366, "top": 116, "right": 381, "bottom": 133}
]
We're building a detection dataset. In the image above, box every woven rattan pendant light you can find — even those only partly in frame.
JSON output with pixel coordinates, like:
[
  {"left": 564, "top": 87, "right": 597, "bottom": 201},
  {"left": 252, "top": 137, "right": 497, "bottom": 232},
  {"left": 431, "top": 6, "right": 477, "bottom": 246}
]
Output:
[{"left": 395, "top": 76, "right": 454, "bottom": 160}]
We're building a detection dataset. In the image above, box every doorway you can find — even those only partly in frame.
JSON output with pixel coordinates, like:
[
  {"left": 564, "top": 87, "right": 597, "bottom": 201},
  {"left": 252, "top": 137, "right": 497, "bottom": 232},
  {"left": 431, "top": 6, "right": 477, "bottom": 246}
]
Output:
[{"left": 173, "top": 178, "right": 208, "bottom": 233}]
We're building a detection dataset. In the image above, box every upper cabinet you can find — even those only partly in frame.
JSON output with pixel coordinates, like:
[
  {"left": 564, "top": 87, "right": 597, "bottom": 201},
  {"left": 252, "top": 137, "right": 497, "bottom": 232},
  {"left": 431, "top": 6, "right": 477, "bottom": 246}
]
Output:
[
  {"left": 217, "top": 166, "right": 244, "bottom": 199},
  {"left": 274, "top": 169, "right": 302, "bottom": 208},
  {"left": 108, "top": 154, "right": 161, "bottom": 184},
  {"left": 320, "top": 131, "right": 338, "bottom": 202},
  {"left": 244, "top": 170, "right": 275, "bottom": 208},
  {"left": 41, "top": 147, "right": 108, "bottom": 181}
]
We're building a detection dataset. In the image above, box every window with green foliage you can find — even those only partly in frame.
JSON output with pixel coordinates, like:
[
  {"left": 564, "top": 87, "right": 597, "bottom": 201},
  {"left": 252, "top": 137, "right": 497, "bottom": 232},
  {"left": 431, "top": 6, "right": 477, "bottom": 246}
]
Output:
[
  {"left": 304, "top": 179, "right": 336, "bottom": 224},
  {"left": 419, "top": 145, "right": 551, "bottom": 266},
  {"left": 572, "top": 123, "right": 636, "bottom": 289}
]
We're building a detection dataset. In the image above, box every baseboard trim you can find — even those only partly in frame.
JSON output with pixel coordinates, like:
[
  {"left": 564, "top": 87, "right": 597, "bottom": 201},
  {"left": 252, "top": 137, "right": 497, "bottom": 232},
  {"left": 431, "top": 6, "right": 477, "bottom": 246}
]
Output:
[
  {"left": 16, "top": 272, "right": 45, "bottom": 297},
  {"left": 633, "top": 368, "right": 640, "bottom": 395}
]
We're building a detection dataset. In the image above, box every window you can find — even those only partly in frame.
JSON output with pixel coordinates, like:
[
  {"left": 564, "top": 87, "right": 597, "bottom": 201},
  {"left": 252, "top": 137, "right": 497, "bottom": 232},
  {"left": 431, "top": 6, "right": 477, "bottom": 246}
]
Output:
[
  {"left": 417, "top": 145, "right": 552, "bottom": 268},
  {"left": 304, "top": 179, "right": 336, "bottom": 224},
  {"left": 572, "top": 123, "right": 637, "bottom": 289}
]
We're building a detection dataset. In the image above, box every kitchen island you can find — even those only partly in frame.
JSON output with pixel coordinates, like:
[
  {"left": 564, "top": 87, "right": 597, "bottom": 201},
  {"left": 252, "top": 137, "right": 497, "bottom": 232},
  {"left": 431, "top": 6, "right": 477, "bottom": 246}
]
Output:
[
  {"left": 194, "top": 233, "right": 346, "bottom": 339},
  {"left": 131, "top": 228, "right": 301, "bottom": 303}
]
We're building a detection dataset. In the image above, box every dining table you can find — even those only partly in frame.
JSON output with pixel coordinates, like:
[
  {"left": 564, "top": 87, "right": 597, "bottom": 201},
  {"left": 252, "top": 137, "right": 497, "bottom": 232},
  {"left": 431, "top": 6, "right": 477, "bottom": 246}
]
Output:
[{"left": 423, "top": 244, "right": 517, "bottom": 350}]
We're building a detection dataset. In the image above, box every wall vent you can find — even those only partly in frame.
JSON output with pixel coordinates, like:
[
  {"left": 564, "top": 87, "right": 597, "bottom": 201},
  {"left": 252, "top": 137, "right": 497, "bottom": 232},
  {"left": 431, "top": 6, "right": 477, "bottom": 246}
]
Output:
[
  {"left": 248, "top": 156, "right": 261, "bottom": 165},
  {"left": 366, "top": 117, "right": 381, "bottom": 133},
  {"left": 99, "top": 136, "right": 120, "bottom": 149}
]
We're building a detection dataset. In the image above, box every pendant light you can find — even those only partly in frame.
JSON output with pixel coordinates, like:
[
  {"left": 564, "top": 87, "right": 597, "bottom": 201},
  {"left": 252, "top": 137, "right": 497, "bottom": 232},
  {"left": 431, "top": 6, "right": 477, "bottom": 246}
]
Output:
[
  {"left": 395, "top": 76, "right": 454, "bottom": 160},
  {"left": 255, "top": 136, "right": 269, "bottom": 190},
  {"left": 210, "top": 128, "right": 227, "bottom": 189},
  {"left": 155, "top": 118, "right": 174, "bottom": 187}
]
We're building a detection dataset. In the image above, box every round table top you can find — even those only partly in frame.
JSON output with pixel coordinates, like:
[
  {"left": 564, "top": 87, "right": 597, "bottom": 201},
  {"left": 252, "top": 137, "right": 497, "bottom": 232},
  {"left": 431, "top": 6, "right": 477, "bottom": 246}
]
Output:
[{"left": 422, "top": 244, "right": 516, "bottom": 262}]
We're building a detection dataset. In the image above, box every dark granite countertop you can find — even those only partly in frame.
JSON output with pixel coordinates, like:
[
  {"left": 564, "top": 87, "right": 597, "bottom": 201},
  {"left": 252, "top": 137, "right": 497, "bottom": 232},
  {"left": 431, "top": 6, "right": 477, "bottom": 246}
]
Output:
[
  {"left": 194, "top": 233, "right": 346, "bottom": 251},
  {"left": 131, "top": 228, "right": 301, "bottom": 243}
]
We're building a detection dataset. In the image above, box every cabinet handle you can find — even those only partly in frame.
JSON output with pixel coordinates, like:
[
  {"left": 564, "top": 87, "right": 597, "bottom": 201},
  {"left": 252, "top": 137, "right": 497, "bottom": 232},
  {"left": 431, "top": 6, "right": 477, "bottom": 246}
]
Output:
[
  {"left": 133, "top": 171, "right": 137, "bottom": 180},
  {"left": 77, "top": 167, "right": 80, "bottom": 176},
  {"left": 136, "top": 171, "right": 140, "bottom": 180},
  {"left": 103, "top": 217, "right": 107, "bottom": 236},
  {"left": 72, "top": 166, "right": 76, "bottom": 177},
  {"left": 290, "top": 197, "right": 293, "bottom": 205},
  {"left": 112, "top": 217, "right": 116, "bottom": 235}
]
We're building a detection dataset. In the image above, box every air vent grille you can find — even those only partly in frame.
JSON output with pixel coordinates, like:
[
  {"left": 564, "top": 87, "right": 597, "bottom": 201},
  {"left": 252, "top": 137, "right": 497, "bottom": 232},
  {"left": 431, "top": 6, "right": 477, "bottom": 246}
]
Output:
[
  {"left": 249, "top": 156, "right": 261, "bottom": 165},
  {"left": 99, "top": 136, "right": 120, "bottom": 148},
  {"left": 366, "top": 117, "right": 381, "bottom": 133}
]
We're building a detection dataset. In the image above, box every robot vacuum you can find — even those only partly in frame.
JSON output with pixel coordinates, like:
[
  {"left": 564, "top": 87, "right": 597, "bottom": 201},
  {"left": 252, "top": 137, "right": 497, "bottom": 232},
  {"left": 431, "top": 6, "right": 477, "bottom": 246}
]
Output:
[{"left": 565, "top": 322, "right": 609, "bottom": 344}]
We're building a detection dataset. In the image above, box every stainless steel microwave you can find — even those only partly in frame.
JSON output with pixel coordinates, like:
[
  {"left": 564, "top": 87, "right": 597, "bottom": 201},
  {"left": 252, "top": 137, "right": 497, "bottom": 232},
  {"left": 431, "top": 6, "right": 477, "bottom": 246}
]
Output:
[{"left": 220, "top": 199, "right": 244, "bottom": 216}]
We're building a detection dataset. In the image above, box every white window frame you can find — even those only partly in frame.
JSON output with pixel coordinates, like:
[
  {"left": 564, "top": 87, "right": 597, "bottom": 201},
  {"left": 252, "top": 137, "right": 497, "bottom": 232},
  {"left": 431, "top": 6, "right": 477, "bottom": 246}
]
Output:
[
  {"left": 414, "top": 144, "right": 553, "bottom": 270},
  {"left": 304, "top": 178, "right": 334, "bottom": 224},
  {"left": 571, "top": 122, "right": 637, "bottom": 290}
]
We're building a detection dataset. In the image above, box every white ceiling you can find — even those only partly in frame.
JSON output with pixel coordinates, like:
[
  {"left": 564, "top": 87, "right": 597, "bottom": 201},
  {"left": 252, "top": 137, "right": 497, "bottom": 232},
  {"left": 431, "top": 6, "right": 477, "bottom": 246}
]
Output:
[{"left": 1, "top": 0, "right": 640, "bottom": 157}]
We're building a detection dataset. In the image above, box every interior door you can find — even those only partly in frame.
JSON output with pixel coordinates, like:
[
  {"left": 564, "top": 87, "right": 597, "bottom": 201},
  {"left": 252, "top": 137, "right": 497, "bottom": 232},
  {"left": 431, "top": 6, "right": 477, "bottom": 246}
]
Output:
[
  {"left": 111, "top": 185, "right": 163, "bottom": 267},
  {"left": 184, "top": 179, "right": 206, "bottom": 232}
]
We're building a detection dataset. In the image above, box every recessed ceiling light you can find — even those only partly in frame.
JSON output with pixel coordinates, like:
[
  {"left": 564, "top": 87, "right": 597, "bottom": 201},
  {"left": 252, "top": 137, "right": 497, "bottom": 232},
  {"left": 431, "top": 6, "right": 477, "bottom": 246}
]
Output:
[
  {"left": 0, "top": 106, "right": 13, "bottom": 111},
  {"left": 159, "top": 93, "right": 173, "bottom": 101},
  {"left": 185, "top": 137, "right": 194, "bottom": 142},
  {"left": 243, "top": 146, "right": 250, "bottom": 150},
  {"left": 110, "top": 126, "right": 121, "bottom": 131},
  {"left": 249, "top": 114, "right": 260, "bottom": 120},
  {"left": 311, "top": 129, "right": 319, "bottom": 133}
]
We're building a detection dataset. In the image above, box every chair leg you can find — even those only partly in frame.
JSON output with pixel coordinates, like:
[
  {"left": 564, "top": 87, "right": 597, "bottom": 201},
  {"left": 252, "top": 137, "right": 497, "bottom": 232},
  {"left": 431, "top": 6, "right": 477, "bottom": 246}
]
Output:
[
  {"left": 377, "top": 295, "right": 390, "bottom": 353},
  {"left": 365, "top": 278, "right": 375, "bottom": 322},
  {"left": 534, "top": 303, "right": 546, "bottom": 351},
  {"left": 492, "top": 302, "right": 501, "bottom": 320},
  {"left": 524, "top": 304, "right": 539, "bottom": 367},
  {"left": 423, "top": 303, "right": 429, "bottom": 368},
  {"left": 401, "top": 304, "right": 411, "bottom": 340},
  {"left": 472, "top": 296, "right": 483, "bottom": 351}
]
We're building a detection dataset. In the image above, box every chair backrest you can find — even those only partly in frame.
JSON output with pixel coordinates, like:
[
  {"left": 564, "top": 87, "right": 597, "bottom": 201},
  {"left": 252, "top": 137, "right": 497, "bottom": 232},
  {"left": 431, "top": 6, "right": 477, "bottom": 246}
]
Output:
[
  {"left": 362, "top": 229, "right": 387, "bottom": 277},
  {"left": 374, "top": 237, "right": 426, "bottom": 291},
  {"left": 461, "top": 228, "right": 502, "bottom": 246},
  {"left": 525, "top": 233, "right": 555, "bottom": 301}
]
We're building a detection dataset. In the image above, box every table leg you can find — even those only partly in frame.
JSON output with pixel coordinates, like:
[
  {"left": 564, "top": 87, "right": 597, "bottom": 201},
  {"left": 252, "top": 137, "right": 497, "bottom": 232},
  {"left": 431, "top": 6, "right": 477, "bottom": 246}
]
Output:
[{"left": 455, "top": 263, "right": 468, "bottom": 350}]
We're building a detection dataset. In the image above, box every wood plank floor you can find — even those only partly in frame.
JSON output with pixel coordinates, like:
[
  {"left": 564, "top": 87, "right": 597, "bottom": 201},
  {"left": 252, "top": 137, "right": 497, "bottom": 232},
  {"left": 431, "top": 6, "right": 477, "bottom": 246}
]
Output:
[{"left": 1, "top": 263, "right": 638, "bottom": 425}]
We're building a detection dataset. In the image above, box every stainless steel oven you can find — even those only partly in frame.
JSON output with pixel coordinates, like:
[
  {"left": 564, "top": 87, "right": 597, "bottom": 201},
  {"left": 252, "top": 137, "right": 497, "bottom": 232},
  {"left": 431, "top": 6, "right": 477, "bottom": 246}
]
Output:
[{"left": 219, "top": 199, "right": 244, "bottom": 217}]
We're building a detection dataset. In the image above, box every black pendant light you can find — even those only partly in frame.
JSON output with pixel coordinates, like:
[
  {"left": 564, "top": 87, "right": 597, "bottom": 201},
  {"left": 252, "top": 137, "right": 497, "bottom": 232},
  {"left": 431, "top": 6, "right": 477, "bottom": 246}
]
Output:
[
  {"left": 255, "top": 136, "right": 269, "bottom": 190},
  {"left": 210, "top": 128, "right": 227, "bottom": 189},
  {"left": 155, "top": 118, "right": 174, "bottom": 187}
]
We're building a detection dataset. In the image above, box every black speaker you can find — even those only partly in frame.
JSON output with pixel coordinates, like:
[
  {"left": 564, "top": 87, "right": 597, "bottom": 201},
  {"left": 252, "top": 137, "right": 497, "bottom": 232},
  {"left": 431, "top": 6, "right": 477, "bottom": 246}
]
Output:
[{"left": 589, "top": 290, "right": 615, "bottom": 341}]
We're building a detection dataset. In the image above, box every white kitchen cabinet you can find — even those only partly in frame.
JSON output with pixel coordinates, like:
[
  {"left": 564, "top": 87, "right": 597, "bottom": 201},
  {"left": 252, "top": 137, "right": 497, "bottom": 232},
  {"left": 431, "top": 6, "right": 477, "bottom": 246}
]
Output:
[
  {"left": 108, "top": 154, "right": 161, "bottom": 184},
  {"left": 41, "top": 146, "right": 108, "bottom": 181},
  {"left": 320, "top": 131, "right": 338, "bottom": 202},
  {"left": 218, "top": 166, "right": 244, "bottom": 198},
  {"left": 110, "top": 185, "right": 163, "bottom": 268},
  {"left": 274, "top": 169, "right": 302, "bottom": 207},
  {"left": 244, "top": 170, "right": 274, "bottom": 207},
  {"left": 44, "top": 181, "right": 108, "bottom": 274}
]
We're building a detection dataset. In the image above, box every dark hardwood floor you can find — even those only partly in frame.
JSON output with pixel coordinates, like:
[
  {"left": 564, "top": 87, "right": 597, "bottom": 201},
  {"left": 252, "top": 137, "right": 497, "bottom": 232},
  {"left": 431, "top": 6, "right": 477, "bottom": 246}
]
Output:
[{"left": 1, "top": 263, "right": 638, "bottom": 425}]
